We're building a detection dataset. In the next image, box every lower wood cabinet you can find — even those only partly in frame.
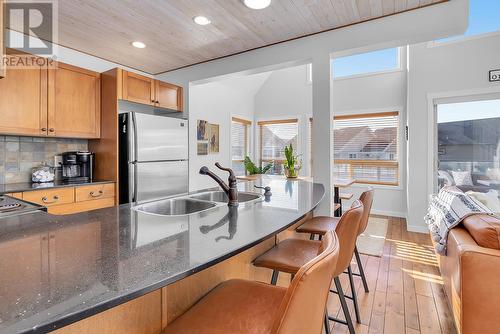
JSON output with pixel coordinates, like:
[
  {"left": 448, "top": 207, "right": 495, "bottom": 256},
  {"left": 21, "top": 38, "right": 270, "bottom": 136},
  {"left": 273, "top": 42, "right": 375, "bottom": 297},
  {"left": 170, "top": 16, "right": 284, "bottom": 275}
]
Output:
[{"left": 17, "top": 182, "right": 115, "bottom": 215}]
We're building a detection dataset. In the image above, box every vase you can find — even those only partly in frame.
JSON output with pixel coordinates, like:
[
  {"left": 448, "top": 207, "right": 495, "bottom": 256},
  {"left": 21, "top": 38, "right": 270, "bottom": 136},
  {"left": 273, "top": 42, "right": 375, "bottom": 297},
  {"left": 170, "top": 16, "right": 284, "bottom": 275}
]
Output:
[{"left": 284, "top": 167, "right": 298, "bottom": 178}]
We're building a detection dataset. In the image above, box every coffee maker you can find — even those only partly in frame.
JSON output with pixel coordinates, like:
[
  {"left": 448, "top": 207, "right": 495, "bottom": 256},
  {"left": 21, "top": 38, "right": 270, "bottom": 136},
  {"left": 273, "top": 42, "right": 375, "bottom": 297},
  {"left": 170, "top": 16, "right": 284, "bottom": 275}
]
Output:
[{"left": 60, "top": 151, "right": 94, "bottom": 183}]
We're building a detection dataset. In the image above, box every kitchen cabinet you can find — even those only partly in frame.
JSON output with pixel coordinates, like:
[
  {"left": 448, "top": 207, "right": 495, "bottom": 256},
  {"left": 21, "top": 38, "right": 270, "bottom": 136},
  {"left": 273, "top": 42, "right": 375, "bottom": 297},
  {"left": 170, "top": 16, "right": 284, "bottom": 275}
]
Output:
[
  {"left": 20, "top": 182, "right": 115, "bottom": 215},
  {"left": 48, "top": 62, "right": 101, "bottom": 138},
  {"left": 120, "top": 69, "right": 183, "bottom": 111},
  {"left": 0, "top": 56, "right": 101, "bottom": 138},
  {"left": 122, "top": 71, "right": 155, "bottom": 105},
  {"left": 0, "top": 55, "right": 48, "bottom": 136},
  {"left": 155, "top": 80, "right": 183, "bottom": 110}
]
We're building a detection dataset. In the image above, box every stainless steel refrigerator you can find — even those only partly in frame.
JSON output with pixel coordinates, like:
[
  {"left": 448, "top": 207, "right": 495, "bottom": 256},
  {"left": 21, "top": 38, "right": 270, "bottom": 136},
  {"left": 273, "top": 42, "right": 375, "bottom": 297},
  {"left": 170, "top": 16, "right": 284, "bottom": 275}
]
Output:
[{"left": 119, "top": 112, "right": 188, "bottom": 204}]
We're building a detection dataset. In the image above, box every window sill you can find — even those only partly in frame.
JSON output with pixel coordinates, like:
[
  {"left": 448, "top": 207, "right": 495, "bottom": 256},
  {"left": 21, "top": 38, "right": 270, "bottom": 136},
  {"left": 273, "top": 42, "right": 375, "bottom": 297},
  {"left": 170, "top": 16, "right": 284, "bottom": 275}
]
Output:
[{"left": 350, "top": 182, "right": 403, "bottom": 191}]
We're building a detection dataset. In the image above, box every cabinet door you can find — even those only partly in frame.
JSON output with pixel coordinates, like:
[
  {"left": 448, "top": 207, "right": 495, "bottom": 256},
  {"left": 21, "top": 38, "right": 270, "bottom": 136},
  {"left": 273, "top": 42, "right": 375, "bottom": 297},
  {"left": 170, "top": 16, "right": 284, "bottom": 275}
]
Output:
[
  {"left": 155, "top": 80, "right": 183, "bottom": 111},
  {"left": 0, "top": 234, "right": 48, "bottom": 317},
  {"left": 122, "top": 71, "right": 155, "bottom": 106},
  {"left": 0, "top": 55, "right": 48, "bottom": 136},
  {"left": 48, "top": 62, "right": 101, "bottom": 138}
]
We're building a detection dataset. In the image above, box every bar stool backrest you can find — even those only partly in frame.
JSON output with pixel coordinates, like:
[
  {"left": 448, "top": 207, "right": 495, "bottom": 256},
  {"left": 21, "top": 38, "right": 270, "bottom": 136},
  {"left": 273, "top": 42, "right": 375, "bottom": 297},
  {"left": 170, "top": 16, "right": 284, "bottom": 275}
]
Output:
[
  {"left": 357, "top": 188, "right": 374, "bottom": 235},
  {"left": 333, "top": 200, "right": 364, "bottom": 277},
  {"left": 270, "top": 231, "right": 340, "bottom": 334}
]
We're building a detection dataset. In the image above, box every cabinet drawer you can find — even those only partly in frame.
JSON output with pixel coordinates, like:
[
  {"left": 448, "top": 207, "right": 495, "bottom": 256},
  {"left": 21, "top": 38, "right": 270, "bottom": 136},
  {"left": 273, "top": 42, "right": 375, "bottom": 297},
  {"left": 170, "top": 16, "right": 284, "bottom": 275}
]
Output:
[
  {"left": 75, "top": 183, "right": 115, "bottom": 202},
  {"left": 48, "top": 198, "right": 115, "bottom": 215},
  {"left": 23, "top": 188, "right": 75, "bottom": 207}
]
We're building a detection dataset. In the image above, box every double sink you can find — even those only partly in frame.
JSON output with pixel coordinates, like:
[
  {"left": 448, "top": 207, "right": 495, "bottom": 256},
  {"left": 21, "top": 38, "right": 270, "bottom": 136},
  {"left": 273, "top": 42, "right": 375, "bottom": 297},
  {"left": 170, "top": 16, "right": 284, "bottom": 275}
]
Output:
[{"left": 132, "top": 191, "right": 262, "bottom": 216}]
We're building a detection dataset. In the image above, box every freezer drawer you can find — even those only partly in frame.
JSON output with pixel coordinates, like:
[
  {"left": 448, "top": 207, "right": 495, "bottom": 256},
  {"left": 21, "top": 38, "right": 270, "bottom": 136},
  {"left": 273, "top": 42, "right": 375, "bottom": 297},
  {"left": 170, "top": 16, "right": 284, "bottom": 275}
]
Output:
[
  {"left": 134, "top": 113, "right": 188, "bottom": 161},
  {"left": 130, "top": 160, "right": 188, "bottom": 203}
]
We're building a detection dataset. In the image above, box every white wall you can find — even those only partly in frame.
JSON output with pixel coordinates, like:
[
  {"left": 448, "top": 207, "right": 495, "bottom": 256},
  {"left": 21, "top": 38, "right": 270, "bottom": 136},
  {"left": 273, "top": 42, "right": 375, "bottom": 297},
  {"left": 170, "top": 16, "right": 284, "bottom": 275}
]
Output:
[
  {"left": 158, "top": 0, "right": 468, "bottom": 216},
  {"left": 189, "top": 80, "right": 256, "bottom": 191},
  {"left": 406, "top": 33, "right": 500, "bottom": 231}
]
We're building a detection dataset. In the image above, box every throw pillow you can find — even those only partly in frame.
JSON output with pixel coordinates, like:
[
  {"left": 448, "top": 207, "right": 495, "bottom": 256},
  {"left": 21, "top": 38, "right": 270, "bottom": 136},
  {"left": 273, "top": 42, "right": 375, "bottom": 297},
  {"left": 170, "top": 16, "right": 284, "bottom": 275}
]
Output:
[
  {"left": 451, "top": 171, "right": 473, "bottom": 186},
  {"left": 466, "top": 190, "right": 500, "bottom": 216},
  {"left": 438, "top": 170, "right": 455, "bottom": 186}
]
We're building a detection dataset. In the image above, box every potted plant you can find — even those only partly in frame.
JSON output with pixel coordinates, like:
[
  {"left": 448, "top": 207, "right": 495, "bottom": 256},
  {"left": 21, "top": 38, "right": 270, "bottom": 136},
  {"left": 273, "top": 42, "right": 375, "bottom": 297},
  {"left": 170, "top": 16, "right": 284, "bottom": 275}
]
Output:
[
  {"left": 244, "top": 156, "right": 273, "bottom": 176},
  {"left": 283, "top": 144, "right": 302, "bottom": 178}
]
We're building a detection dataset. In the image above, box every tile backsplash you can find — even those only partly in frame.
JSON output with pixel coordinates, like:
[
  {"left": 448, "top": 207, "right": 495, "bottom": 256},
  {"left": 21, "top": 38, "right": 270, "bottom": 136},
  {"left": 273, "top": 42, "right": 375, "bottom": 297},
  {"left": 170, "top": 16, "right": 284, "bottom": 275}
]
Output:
[{"left": 0, "top": 136, "right": 88, "bottom": 184}]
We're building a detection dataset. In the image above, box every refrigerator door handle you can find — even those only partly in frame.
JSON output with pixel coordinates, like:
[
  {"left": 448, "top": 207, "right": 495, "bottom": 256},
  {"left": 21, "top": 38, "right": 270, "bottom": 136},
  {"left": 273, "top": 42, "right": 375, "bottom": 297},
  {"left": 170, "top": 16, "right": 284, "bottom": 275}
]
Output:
[
  {"left": 129, "top": 162, "right": 138, "bottom": 203},
  {"left": 130, "top": 112, "right": 138, "bottom": 163}
]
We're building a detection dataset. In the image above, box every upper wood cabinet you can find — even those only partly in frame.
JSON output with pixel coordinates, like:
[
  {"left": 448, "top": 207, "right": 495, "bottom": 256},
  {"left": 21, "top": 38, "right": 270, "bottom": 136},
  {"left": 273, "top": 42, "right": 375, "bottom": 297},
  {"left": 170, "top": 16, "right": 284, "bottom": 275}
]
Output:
[
  {"left": 0, "top": 57, "right": 101, "bottom": 138},
  {"left": 48, "top": 63, "right": 101, "bottom": 138},
  {"left": 0, "top": 55, "right": 48, "bottom": 136},
  {"left": 122, "top": 71, "right": 155, "bottom": 105},
  {"left": 120, "top": 70, "right": 183, "bottom": 111},
  {"left": 156, "top": 80, "right": 183, "bottom": 110}
]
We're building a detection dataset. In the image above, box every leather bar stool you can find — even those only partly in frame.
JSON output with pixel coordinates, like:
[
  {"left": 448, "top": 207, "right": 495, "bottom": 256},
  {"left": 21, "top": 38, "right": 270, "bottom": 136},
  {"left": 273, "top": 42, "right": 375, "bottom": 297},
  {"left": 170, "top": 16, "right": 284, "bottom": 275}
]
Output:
[
  {"left": 253, "top": 201, "right": 364, "bottom": 334},
  {"left": 162, "top": 231, "right": 340, "bottom": 334},
  {"left": 296, "top": 189, "right": 374, "bottom": 293}
]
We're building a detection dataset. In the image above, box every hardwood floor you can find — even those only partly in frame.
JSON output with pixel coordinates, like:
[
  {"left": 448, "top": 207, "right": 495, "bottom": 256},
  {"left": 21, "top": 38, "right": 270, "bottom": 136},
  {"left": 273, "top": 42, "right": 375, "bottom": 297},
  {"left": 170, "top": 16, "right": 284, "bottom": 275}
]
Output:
[{"left": 325, "top": 216, "right": 457, "bottom": 334}]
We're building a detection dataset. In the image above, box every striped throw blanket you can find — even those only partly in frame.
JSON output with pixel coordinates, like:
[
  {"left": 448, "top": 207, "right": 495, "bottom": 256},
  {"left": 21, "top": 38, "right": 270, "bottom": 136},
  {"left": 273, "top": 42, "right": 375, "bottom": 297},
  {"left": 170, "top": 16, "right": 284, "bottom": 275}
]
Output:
[{"left": 426, "top": 186, "right": 492, "bottom": 255}]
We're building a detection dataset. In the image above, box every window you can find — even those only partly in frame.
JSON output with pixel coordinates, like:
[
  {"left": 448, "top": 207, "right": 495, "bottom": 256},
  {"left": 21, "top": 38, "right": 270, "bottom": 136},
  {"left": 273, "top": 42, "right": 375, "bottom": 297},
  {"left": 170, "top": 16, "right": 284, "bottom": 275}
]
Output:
[
  {"left": 259, "top": 119, "right": 299, "bottom": 175},
  {"left": 436, "top": 99, "right": 500, "bottom": 192},
  {"left": 437, "top": 1, "right": 500, "bottom": 42},
  {"left": 333, "top": 112, "right": 399, "bottom": 185},
  {"left": 231, "top": 117, "right": 251, "bottom": 176},
  {"left": 332, "top": 48, "right": 399, "bottom": 79}
]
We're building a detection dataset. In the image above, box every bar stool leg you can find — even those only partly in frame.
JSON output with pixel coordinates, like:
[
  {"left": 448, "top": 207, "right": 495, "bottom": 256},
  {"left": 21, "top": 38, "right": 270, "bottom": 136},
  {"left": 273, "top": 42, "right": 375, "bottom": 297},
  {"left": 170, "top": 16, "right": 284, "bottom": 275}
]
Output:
[
  {"left": 347, "top": 265, "right": 361, "bottom": 324},
  {"left": 330, "top": 277, "right": 355, "bottom": 334},
  {"left": 310, "top": 233, "right": 316, "bottom": 240},
  {"left": 270, "top": 270, "right": 279, "bottom": 285},
  {"left": 354, "top": 246, "right": 369, "bottom": 293},
  {"left": 324, "top": 311, "right": 331, "bottom": 334}
]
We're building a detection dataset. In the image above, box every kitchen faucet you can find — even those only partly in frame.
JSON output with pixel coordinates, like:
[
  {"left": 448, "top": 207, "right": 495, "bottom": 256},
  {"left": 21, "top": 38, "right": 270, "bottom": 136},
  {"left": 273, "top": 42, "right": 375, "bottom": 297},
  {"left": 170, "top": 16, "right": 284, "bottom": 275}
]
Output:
[{"left": 199, "top": 163, "right": 238, "bottom": 206}]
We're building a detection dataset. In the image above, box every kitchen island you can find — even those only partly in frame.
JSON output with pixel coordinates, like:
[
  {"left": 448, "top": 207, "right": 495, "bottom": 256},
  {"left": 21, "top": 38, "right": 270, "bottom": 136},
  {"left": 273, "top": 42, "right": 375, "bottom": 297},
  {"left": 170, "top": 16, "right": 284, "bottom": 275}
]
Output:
[{"left": 0, "top": 177, "right": 324, "bottom": 334}]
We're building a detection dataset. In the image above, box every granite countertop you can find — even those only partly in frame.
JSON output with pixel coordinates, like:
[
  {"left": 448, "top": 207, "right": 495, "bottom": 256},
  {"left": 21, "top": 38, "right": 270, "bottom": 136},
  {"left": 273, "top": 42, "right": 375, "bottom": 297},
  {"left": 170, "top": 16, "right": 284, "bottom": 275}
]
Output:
[
  {"left": 0, "top": 180, "right": 115, "bottom": 194},
  {"left": 0, "top": 176, "right": 324, "bottom": 334}
]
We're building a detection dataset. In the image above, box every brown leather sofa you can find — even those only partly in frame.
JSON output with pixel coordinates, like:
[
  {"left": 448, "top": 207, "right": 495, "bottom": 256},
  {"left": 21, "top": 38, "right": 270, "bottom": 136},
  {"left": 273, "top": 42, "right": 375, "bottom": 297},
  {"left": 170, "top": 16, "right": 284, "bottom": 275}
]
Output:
[{"left": 435, "top": 214, "right": 500, "bottom": 334}]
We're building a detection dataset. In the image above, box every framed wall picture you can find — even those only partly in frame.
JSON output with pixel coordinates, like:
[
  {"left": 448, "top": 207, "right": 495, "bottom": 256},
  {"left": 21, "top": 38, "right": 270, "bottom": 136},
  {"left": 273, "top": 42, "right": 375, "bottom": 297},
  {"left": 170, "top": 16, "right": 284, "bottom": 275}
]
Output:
[
  {"left": 197, "top": 120, "right": 208, "bottom": 140},
  {"left": 208, "top": 123, "right": 219, "bottom": 153},
  {"left": 197, "top": 142, "right": 208, "bottom": 155}
]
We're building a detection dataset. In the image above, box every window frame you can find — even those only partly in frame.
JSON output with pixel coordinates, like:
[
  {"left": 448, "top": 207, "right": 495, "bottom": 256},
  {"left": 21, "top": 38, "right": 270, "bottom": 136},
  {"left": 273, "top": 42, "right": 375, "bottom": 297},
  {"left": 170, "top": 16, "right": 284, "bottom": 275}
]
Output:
[
  {"left": 258, "top": 118, "right": 299, "bottom": 173},
  {"left": 231, "top": 117, "right": 252, "bottom": 175},
  {"left": 333, "top": 111, "right": 402, "bottom": 187}
]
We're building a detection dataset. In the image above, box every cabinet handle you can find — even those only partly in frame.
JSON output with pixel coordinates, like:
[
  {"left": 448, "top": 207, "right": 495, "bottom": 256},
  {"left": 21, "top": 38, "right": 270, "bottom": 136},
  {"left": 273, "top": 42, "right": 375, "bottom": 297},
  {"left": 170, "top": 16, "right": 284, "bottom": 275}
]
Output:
[
  {"left": 90, "top": 190, "right": 103, "bottom": 198},
  {"left": 156, "top": 100, "right": 160, "bottom": 104},
  {"left": 41, "top": 127, "right": 47, "bottom": 132},
  {"left": 151, "top": 99, "right": 155, "bottom": 103},
  {"left": 42, "top": 195, "right": 59, "bottom": 204},
  {"left": 49, "top": 128, "right": 55, "bottom": 132}
]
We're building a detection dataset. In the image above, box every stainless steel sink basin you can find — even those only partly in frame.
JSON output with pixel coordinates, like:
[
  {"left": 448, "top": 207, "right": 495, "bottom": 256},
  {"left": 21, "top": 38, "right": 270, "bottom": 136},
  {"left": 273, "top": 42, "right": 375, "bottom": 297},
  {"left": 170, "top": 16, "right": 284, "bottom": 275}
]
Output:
[
  {"left": 133, "top": 198, "right": 217, "bottom": 216},
  {"left": 189, "top": 191, "right": 261, "bottom": 203}
]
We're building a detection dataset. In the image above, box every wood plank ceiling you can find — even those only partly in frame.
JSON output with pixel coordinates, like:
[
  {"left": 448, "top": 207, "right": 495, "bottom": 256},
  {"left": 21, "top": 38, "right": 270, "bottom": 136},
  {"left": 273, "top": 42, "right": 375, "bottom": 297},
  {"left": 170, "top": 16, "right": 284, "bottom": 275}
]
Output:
[{"left": 48, "top": 0, "right": 446, "bottom": 74}]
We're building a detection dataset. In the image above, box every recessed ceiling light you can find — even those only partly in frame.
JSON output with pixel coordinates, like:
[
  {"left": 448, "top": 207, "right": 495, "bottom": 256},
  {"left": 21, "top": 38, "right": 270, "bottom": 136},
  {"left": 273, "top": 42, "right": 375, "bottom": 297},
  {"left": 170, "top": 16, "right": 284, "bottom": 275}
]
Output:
[
  {"left": 131, "top": 41, "right": 146, "bottom": 49},
  {"left": 243, "top": 0, "right": 271, "bottom": 10},
  {"left": 193, "top": 16, "right": 211, "bottom": 25}
]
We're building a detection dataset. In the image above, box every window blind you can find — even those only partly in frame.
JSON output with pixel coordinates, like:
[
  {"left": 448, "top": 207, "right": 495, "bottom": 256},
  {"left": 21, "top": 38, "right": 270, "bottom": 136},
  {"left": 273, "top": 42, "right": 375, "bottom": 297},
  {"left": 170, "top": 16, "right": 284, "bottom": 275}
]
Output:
[
  {"left": 333, "top": 112, "right": 399, "bottom": 185},
  {"left": 258, "top": 119, "right": 298, "bottom": 175},
  {"left": 231, "top": 117, "right": 251, "bottom": 176}
]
